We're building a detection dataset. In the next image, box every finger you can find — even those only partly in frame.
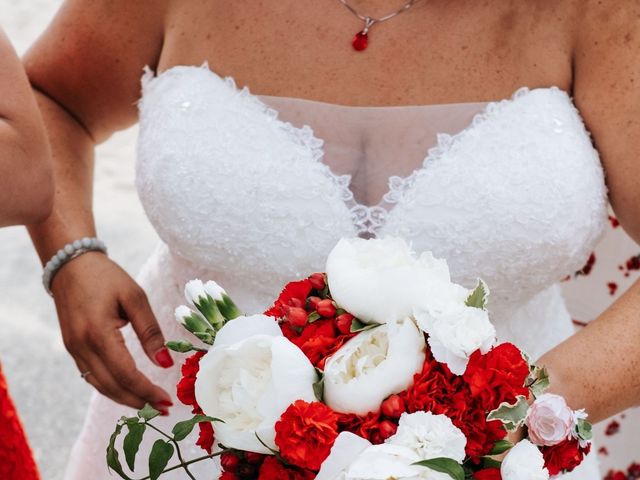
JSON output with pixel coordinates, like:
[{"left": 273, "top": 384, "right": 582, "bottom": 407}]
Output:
[
  {"left": 75, "top": 354, "right": 150, "bottom": 409},
  {"left": 119, "top": 287, "right": 173, "bottom": 368},
  {"left": 97, "top": 328, "right": 173, "bottom": 409}
]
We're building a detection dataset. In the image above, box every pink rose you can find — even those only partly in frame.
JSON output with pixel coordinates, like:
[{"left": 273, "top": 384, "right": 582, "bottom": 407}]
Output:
[{"left": 526, "top": 394, "right": 573, "bottom": 447}]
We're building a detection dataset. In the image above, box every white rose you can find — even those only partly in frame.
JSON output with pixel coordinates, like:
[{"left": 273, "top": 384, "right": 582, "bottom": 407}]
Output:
[
  {"left": 413, "top": 304, "right": 496, "bottom": 375},
  {"left": 323, "top": 318, "right": 426, "bottom": 415},
  {"left": 344, "top": 444, "right": 450, "bottom": 480},
  {"left": 388, "top": 412, "right": 466, "bottom": 463},
  {"left": 326, "top": 237, "right": 468, "bottom": 324},
  {"left": 316, "top": 432, "right": 372, "bottom": 480},
  {"left": 501, "top": 440, "right": 549, "bottom": 480},
  {"left": 194, "top": 314, "right": 317, "bottom": 453}
]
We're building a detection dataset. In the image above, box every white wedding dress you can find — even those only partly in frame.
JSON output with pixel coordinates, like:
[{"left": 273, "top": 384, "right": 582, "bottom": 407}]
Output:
[{"left": 65, "top": 65, "right": 608, "bottom": 479}]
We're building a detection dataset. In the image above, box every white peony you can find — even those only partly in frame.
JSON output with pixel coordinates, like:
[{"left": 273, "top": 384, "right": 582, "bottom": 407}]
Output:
[
  {"left": 316, "top": 432, "right": 372, "bottom": 480},
  {"left": 323, "top": 318, "right": 426, "bottom": 415},
  {"left": 501, "top": 440, "right": 549, "bottom": 480},
  {"left": 194, "top": 314, "right": 317, "bottom": 453},
  {"left": 326, "top": 237, "right": 468, "bottom": 324},
  {"left": 413, "top": 303, "right": 496, "bottom": 375},
  {"left": 388, "top": 412, "right": 467, "bottom": 463}
]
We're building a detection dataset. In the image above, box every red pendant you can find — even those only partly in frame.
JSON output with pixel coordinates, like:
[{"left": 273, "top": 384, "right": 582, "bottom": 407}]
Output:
[{"left": 352, "top": 31, "right": 369, "bottom": 51}]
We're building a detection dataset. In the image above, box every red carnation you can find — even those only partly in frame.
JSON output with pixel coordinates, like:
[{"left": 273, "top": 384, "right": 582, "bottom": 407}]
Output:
[
  {"left": 542, "top": 438, "right": 589, "bottom": 475},
  {"left": 265, "top": 279, "right": 312, "bottom": 318},
  {"left": 337, "top": 410, "right": 385, "bottom": 445},
  {"left": 196, "top": 421, "right": 215, "bottom": 454},
  {"left": 176, "top": 351, "right": 206, "bottom": 411},
  {"left": 219, "top": 472, "right": 240, "bottom": 480},
  {"left": 258, "top": 456, "right": 315, "bottom": 480},
  {"left": 473, "top": 468, "right": 502, "bottom": 479},
  {"left": 275, "top": 400, "right": 339, "bottom": 470},
  {"left": 463, "top": 343, "right": 530, "bottom": 411},
  {"left": 281, "top": 318, "right": 353, "bottom": 368}
]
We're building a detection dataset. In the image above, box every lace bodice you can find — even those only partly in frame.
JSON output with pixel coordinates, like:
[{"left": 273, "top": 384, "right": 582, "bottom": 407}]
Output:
[{"left": 136, "top": 65, "right": 607, "bottom": 327}]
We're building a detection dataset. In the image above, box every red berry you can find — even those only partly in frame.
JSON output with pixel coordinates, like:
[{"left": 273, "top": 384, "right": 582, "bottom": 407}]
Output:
[
  {"left": 307, "top": 296, "right": 322, "bottom": 311},
  {"left": 221, "top": 452, "right": 240, "bottom": 472},
  {"left": 317, "top": 299, "right": 337, "bottom": 318},
  {"left": 381, "top": 394, "right": 405, "bottom": 419},
  {"left": 378, "top": 419, "right": 398, "bottom": 440},
  {"left": 243, "top": 451, "right": 265, "bottom": 465},
  {"left": 335, "top": 313, "right": 354, "bottom": 335},
  {"left": 285, "top": 306, "right": 309, "bottom": 327},
  {"left": 309, "top": 272, "right": 326, "bottom": 290}
]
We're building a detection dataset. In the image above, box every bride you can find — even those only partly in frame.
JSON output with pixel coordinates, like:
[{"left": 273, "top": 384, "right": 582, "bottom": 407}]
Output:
[{"left": 23, "top": 0, "right": 640, "bottom": 478}]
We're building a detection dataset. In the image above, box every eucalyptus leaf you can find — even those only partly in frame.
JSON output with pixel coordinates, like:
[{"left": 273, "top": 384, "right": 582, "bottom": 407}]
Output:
[
  {"left": 577, "top": 418, "right": 593, "bottom": 441},
  {"left": 138, "top": 404, "right": 161, "bottom": 422},
  {"left": 489, "top": 439, "right": 513, "bottom": 456},
  {"left": 487, "top": 395, "right": 530, "bottom": 431},
  {"left": 413, "top": 458, "right": 465, "bottom": 480},
  {"left": 123, "top": 423, "right": 146, "bottom": 471},
  {"left": 528, "top": 365, "right": 550, "bottom": 398},
  {"left": 172, "top": 414, "right": 218, "bottom": 442},
  {"left": 465, "top": 279, "right": 489, "bottom": 309},
  {"left": 106, "top": 422, "right": 132, "bottom": 479},
  {"left": 149, "top": 440, "right": 174, "bottom": 480}
]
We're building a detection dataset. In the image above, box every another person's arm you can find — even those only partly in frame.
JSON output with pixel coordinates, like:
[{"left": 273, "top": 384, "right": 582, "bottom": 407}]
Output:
[
  {"left": 0, "top": 28, "right": 52, "bottom": 226},
  {"left": 538, "top": 1, "right": 640, "bottom": 423},
  {"left": 24, "top": 0, "right": 173, "bottom": 409}
]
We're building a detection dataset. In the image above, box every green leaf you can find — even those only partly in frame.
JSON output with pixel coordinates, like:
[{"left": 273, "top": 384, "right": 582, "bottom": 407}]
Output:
[
  {"left": 487, "top": 395, "right": 530, "bottom": 431},
  {"left": 172, "top": 414, "right": 218, "bottom": 442},
  {"left": 123, "top": 422, "right": 146, "bottom": 472},
  {"left": 138, "top": 404, "right": 161, "bottom": 422},
  {"left": 489, "top": 439, "right": 513, "bottom": 456},
  {"left": 413, "top": 458, "right": 465, "bottom": 480},
  {"left": 313, "top": 368, "right": 325, "bottom": 402},
  {"left": 149, "top": 440, "right": 174, "bottom": 480},
  {"left": 465, "top": 279, "right": 489, "bottom": 309},
  {"left": 350, "top": 318, "right": 379, "bottom": 333},
  {"left": 307, "top": 312, "right": 321, "bottom": 323},
  {"left": 576, "top": 418, "right": 593, "bottom": 441},
  {"left": 528, "top": 366, "right": 551, "bottom": 398},
  {"left": 481, "top": 457, "right": 503, "bottom": 469},
  {"left": 106, "top": 422, "right": 132, "bottom": 479}
]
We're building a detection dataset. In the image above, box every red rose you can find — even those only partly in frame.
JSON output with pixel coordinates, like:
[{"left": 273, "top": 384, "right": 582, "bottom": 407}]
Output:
[
  {"left": 265, "top": 279, "right": 313, "bottom": 318},
  {"left": 473, "top": 468, "right": 502, "bottom": 479},
  {"left": 258, "top": 456, "right": 315, "bottom": 480},
  {"left": 176, "top": 351, "right": 206, "bottom": 411},
  {"left": 196, "top": 421, "right": 215, "bottom": 454},
  {"left": 542, "top": 439, "right": 588, "bottom": 475},
  {"left": 463, "top": 343, "right": 530, "bottom": 411},
  {"left": 275, "top": 400, "right": 339, "bottom": 470}
]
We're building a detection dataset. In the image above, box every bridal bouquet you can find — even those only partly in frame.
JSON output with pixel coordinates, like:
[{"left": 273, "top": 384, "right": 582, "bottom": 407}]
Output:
[{"left": 107, "top": 237, "right": 592, "bottom": 480}]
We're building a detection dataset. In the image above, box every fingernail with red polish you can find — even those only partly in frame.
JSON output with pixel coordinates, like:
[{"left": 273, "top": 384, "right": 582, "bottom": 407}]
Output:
[
  {"left": 154, "top": 348, "right": 174, "bottom": 368},
  {"left": 159, "top": 400, "right": 173, "bottom": 407}
]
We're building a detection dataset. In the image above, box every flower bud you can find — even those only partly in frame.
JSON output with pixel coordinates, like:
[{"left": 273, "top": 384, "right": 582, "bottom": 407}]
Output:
[
  {"left": 378, "top": 420, "right": 398, "bottom": 440},
  {"left": 221, "top": 452, "right": 240, "bottom": 472},
  {"left": 286, "top": 306, "right": 309, "bottom": 328},
  {"left": 335, "top": 313, "right": 354, "bottom": 335},
  {"left": 243, "top": 452, "right": 265, "bottom": 465},
  {"left": 289, "top": 297, "right": 305, "bottom": 309},
  {"left": 317, "top": 299, "right": 337, "bottom": 318},
  {"left": 307, "top": 296, "right": 322, "bottom": 311},
  {"left": 205, "top": 280, "right": 242, "bottom": 320},
  {"left": 381, "top": 394, "right": 405, "bottom": 419},
  {"left": 184, "top": 279, "right": 208, "bottom": 305},
  {"left": 203, "top": 280, "right": 226, "bottom": 301},
  {"left": 236, "top": 463, "right": 256, "bottom": 478},
  {"left": 309, "top": 272, "right": 326, "bottom": 290},
  {"left": 174, "top": 305, "right": 210, "bottom": 334}
]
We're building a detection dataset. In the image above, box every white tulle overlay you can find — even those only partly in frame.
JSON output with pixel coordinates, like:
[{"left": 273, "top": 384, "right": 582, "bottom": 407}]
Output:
[{"left": 65, "top": 64, "right": 607, "bottom": 479}]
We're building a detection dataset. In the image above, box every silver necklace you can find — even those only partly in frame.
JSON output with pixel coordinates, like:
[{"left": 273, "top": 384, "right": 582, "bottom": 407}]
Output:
[{"left": 338, "top": 0, "right": 422, "bottom": 51}]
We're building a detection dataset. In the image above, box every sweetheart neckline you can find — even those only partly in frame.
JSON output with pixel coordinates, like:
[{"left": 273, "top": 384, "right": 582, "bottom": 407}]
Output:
[{"left": 142, "top": 64, "right": 575, "bottom": 236}]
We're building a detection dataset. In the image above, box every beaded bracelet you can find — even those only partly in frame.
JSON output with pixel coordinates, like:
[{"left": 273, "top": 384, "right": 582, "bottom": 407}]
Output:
[{"left": 42, "top": 237, "right": 107, "bottom": 296}]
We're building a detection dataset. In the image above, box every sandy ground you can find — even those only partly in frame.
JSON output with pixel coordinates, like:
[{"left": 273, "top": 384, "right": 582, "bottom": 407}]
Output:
[
  {"left": 0, "top": 1, "right": 158, "bottom": 478},
  {"left": 0, "top": 1, "right": 638, "bottom": 478}
]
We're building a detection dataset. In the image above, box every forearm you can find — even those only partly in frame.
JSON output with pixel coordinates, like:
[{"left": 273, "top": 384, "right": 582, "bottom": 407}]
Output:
[
  {"left": 538, "top": 279, "right": 640, "bottom": 423},
  {"left": 27, "top": 89, "right": 97, "bottom": 263}
]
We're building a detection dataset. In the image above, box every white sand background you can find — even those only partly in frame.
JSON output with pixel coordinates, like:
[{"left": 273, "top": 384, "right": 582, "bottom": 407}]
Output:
[
  {"left": 0, "top": 1, "right": 638, "bottom": 478},
  {"left": 0, "top": 1, "right": 157, "bottom": 478}
]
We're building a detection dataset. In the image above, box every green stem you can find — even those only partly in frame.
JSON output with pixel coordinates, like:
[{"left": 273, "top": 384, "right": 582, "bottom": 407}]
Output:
[
  {"left": 135, "top": 452, "right": 222, "bottom": 480},
  {"left": 145, "top": 423, "right": 197, "bottom": 480}
]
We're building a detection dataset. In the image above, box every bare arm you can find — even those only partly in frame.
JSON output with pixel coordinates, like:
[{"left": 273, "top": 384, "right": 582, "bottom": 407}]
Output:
[
  {"left": 24, "top": 0, "right": 174, "bottom": 409},
  {"left": 0, "top": 28, "right": 52, "bottom": 226},
  {"left": 539, "top": 0, "right": 640, "bottom": 423}
]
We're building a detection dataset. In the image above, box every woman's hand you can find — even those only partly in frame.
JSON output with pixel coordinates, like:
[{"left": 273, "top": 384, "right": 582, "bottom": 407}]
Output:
[{"left": 51, "top": 252, "right": 174, "bottom": 411}]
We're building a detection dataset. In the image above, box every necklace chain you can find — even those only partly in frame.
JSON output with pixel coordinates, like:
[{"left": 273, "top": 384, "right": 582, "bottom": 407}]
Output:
[{"left": 339, "top": 0, "right": 421, "bottom": 30}]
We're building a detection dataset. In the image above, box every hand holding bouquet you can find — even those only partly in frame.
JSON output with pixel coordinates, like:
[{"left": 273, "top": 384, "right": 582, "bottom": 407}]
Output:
[{"left": 107, "top": 237, "right": 592, "bottom": 480}]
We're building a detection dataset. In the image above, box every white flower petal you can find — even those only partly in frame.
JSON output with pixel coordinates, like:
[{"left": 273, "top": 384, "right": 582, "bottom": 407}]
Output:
[
  {"left": 213, "top": 314, "right": 282, "bottom": 348},
  {"left": 501, "top": 440, "right": 549, "bottom": 480},
  {"left": 316, "top": 432, "right": 372, "bottom": 480}
]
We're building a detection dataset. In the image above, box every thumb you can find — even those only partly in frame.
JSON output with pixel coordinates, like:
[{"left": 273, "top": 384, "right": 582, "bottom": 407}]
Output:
[{"left": 120, "top": 287, "right": 173, "bottom": 369}]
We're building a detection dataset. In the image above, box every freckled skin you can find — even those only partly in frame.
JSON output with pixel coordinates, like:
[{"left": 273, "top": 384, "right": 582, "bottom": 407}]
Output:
[{"left": 22, "top": 0, "right": 640, "bottom": 419}]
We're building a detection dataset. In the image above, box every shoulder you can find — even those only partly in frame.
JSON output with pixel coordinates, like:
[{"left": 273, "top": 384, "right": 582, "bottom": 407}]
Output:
[{"left": 574, "top": 0, "right": 640, "bottom": 51}]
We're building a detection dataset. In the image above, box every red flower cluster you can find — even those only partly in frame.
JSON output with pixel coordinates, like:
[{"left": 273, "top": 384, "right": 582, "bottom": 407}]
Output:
[
  {"left": 258, "top": 457, "right": 315, "bottom": 480},
  {"left": 473, "top": 469, "right": 502, "bottom": 479},
  {"left": 542, "top": 439, "right": 591, "bottom": 476},
  {"left": 274, "top": 400, "right": 339, "bottom": 470},
  {"left": 175, "top": 351, "right": 215, "bottom": 453}
]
